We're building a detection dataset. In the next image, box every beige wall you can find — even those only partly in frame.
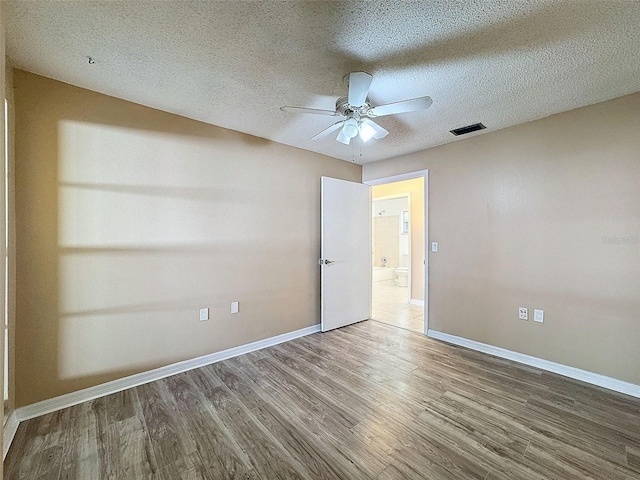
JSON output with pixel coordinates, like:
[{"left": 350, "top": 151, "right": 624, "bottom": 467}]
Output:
[
  {"left": 14, "top": 70, "right": 360, "bottom": 406},
  {"left": 364, "top": 92, "right": 640, "bottom": 385},
  {"left": 372, "top": 178, "right": 425, "bottom": 302}
]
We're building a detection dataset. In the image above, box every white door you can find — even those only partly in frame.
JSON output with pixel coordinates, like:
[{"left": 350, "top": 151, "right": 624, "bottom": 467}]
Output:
[{"left": 321, "top": 177, "right": 371, "bottom": 332}]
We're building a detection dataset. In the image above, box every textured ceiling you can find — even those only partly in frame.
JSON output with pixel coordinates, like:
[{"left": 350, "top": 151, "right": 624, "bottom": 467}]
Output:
[{"left": 5, "top": 1, "right": 640, "bottom": 164}]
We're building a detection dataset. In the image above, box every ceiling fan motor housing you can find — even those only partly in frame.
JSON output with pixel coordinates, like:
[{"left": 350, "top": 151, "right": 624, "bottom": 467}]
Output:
[{"left": 335, "top": 96, "right": 373, "bottom": 119}]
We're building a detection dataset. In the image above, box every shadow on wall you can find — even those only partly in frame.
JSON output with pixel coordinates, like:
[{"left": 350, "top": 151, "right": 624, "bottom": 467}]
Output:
[
  {"left": 15, "top": 71, "right": 360, "bottom": 406},
  {"left": 25, "top": 119, "right": 288, "bottom": 403}
]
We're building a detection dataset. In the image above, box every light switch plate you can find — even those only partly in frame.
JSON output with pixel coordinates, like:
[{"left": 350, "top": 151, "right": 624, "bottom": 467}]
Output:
[
  {"left": 199, "top": 308, "right": 209, "bottom": 321},
  {"left": 431, "top": 242, "right": 438, "bottom": 252},
  {"left": 230, "top": 301, "right": 239, "bottom": 314},
  {"left": 534, "top": 309, "right": 544, "bottom": 323}
]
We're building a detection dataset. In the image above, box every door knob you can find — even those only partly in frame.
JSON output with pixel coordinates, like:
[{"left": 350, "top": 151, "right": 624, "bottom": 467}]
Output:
[{"left": 317, "top": 258, "right": 336, "bottom": 265}]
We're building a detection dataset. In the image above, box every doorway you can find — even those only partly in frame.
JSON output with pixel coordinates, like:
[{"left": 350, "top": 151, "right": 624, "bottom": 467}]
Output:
[{"left": 365, "top": 172, "right": 427, "bottom": 334}]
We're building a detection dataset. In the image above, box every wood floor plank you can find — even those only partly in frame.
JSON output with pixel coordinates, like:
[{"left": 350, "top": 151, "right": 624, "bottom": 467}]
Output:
[
  {"left": 387, "top": 437, "right": 489, "bottom": 480},
  {"left": 98, "top": 416, "right": 157, "bottom": 478},
  {"left": 13, "top": 445, "right": 63, "bottom": 480},
  {"left": 164, "top": 371, "right": 258, "bottom": 479},
  {"left": 250, "top": 403, "right": 354, "bottom": 480},
  {"left": 151, "top": 453, "right": 213, "bottom": 480},
  {"left": 628, "top": 446, "right": 640, "bottom": 473},
  {"left": 526, "top": 393, "right": 640, "bottom": 446},
  {"left": 258, "top": 355, "right": 365, "bottom": 429},
  {"left": 287, "top": 334, "right": 442, "bottom": 412},
  {"left": 523, "top": 441, "right": 634, "bottom": 480},
  {"left": 92, "top": 389, "right": 138, "bottom": 435},
  {"left": 419, "top": 398, "right": 531, "bottom": 457},
  {"left": 200, "top": 384, "right": 310, "bottom": 479},
  {"left": 59, "top": 402, "right": 101, "bottom": 476},
  {"left": 6, "top": 320, "right": 640, "bottom": 480},
  {"left": 205, "top": 362, "right": 266, "bottom": 411},
  {"left": 226, "top": 353, "right": 391, "bottom": 478},
  {"left": 59, "top": 453, "right": 101, "bottom": 480},
  {"left": 412, "top": 406, "right": 558, "bottom": 480},
  {"left": 136, "top": 381, "right": 196, "bottom": 471}
]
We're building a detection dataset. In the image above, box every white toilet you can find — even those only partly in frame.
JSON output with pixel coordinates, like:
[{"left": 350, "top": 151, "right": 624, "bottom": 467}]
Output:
[
  {"left": 395, "top": 267, "right": 409, "bottom": 287},
  {"left": 395, "top": 252, "right": 409, "bottom": 287}
]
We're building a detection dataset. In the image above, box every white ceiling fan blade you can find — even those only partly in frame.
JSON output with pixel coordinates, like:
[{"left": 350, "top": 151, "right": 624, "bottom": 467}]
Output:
[
  {"left": 348, "top": 72, "right": 373, "bottom": 108},
  {"left": 311, "top": 121, "right": 345, "bottom": 140},
  {"left": 361, "top": 119, "right": 389, "bottom": 140},
  {"left": 280, "top": 106, "right": 339, "bottom": 116},
  {"left": 336, "top": 127, "right": 351, "bottom": 145},
  {"left": 369, "top": 96, "right": 432, "bottom": 117}
]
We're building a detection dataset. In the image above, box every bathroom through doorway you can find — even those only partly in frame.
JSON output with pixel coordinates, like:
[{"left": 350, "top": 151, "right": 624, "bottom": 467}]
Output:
[{"left": 369, "top": 176, "right": 426, "bottom": 334}]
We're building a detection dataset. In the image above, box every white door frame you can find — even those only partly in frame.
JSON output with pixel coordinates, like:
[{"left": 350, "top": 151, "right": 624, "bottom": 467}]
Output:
[{"left": 364, "top": 170, "right": 429, "bottom": 335}]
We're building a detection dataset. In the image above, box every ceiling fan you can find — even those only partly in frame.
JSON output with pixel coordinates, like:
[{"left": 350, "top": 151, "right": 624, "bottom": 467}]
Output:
[{"left": 280, "top": 72, "right": 432, "bottom": 145}]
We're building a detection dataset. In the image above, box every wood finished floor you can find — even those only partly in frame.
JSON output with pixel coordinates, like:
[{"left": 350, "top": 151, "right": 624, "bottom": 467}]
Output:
[{"left": 5, "top": 320, "right": 640, "bottom": 480}]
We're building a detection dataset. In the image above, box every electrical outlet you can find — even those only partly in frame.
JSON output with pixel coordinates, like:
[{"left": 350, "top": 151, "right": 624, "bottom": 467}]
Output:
[
  {"left": 230, "top": 301, "right": 239, "bottom": 314},
  {"left": 518, "top": 307, "right": 528, "bottom": 320},
  {"left": 534, "top": 309, "right": 544, "bottom": 323},
  {"left": 199, "top": 308, "right": 209, "bottom": 321}
]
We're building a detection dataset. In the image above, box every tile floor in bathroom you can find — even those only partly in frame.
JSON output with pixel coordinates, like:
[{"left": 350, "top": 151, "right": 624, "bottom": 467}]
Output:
[{"left": 371, "top": 279, "right": 424, "bottom": 333}]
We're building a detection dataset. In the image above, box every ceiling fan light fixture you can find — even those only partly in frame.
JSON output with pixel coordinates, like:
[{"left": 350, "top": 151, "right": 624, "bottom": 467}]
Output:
[
  {"left": 342, "top": 118, "right": 359, "bottom": 139},
  {"left": 358, "top": 122, "right": 376, "bottom": 142}
]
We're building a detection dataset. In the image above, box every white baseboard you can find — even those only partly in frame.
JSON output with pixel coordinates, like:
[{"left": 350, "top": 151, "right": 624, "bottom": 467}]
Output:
[
  {"left": 13, "top": 324, "right": 321, "bottom": 424},
  {"left": 3, "top": 410, "right": 19, "bottom": 460},
  {"left": 427, "top": 329, "right": 640, "bottom": 399},
  {"left": 410, "top": 299, "right": 424, "bottom": 307}
]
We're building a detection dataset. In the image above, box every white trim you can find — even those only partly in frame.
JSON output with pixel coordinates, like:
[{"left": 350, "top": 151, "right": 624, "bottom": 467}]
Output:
[
  {"left": 13, "top": 324, "right": 320, "bottom": 423},
  {"left": 365, "top": 169, "right": 429, "bottom": 186},
  {"left": 3, "top": 410, "right": 19, "bottom": 459},
  {"left": 410, "top": 299, "right": 424, "bottom": 307},
  {"left": 423, "top": 170, "right": 428, "bottom": 336},
  {"left": 427, "top": 329, "right": 640, "bottom": 399}
]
